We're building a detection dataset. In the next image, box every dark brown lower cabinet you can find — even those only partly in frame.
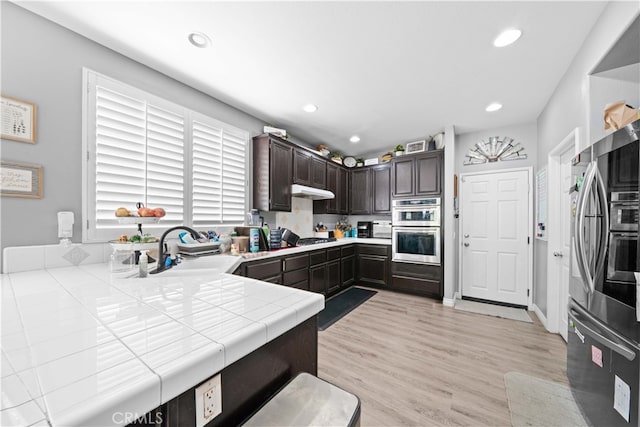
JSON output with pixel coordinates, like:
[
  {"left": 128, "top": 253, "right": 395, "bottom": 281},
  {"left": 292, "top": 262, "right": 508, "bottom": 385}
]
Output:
[
  {"left": 341, "top": 255, "right": 356, "bottom": 289},
  {"left": 356, "top": 244, "right": 390, "bottom": 287},
  {"left": 243, "top": 258, "right": 282, "bottom": 283},
  {"left": 282, "top": 253, "right": 309, "bottom": 291},
  {"left": 309, "top": 264, "right": 328, "bottom": 294},
  {"left": 391, "top": 261, "right": 442, "bottom": 298},
  {"left": 326, "top": 260, "right": 341, "bottom": 295},
  {"left": 234, "top": 244, "right": 396, "bottom": 297}
]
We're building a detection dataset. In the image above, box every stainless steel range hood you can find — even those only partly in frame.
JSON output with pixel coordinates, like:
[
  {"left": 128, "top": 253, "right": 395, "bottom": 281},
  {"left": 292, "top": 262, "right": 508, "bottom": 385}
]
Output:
[{"left": 291, "top": 184, "right": 335, "bottom": 200}]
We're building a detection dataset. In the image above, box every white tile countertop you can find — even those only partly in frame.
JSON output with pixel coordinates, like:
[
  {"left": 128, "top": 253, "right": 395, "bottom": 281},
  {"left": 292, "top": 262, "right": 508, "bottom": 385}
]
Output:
[{"left": 0, "top": 255, "right": 325, "bottom": 426}]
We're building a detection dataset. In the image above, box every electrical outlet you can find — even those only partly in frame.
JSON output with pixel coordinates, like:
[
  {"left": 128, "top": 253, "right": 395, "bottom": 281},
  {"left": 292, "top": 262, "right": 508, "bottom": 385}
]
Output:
[{"left": 195, "top": 374, "right": 222, "bottom": 427}]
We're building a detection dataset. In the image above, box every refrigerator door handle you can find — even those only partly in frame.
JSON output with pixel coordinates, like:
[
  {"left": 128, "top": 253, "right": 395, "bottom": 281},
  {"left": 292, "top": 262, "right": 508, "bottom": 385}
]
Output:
[
  {"left": 569, "top": 299, "right": 638, "bottom": 361},
  {"left": 592, "top": 166, "right": 609, "bottom": 293},
  {"left": 575, "top": 162, "right": 597, "bottom": 294}
]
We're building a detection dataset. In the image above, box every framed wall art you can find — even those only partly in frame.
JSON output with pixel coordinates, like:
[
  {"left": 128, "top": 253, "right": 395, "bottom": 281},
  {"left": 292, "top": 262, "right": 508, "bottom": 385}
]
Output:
[
  {"left": 405, "top": 140, "right": 426, "bottom": 154},
  {"left": 1, "top": 161, "right": 43, "bottom": 198},
  {"left": 1, "top": 95, "right": 37, "bottom": 143}
]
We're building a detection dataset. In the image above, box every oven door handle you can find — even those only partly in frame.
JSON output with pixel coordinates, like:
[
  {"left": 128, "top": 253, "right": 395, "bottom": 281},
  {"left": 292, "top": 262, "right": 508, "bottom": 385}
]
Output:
[{"left": 568, "top": 299, "right": 638, "bottom": 361}]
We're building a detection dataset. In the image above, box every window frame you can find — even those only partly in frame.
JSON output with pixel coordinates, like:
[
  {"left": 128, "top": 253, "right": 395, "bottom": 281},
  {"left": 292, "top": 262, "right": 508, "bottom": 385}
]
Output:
[{"left": 82, "top": 68, "right": 249, "bottom": 243}]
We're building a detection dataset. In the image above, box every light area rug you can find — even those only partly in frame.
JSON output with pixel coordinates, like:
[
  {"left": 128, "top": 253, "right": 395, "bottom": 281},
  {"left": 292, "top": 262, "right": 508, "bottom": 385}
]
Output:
[
  {"left": 454, "top": 299, "right": 532, "bottom": 323},
  {"left": 505, "top": 372, "right": 588, "bottom": 427}
]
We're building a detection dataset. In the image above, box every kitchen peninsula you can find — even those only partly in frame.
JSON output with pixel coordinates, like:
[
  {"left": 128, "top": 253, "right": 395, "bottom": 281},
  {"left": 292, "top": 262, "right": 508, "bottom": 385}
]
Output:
[
  {"left": 1, "top": 236, "right": 393, "bottom": 426},
  {"left": 1, "top": 247, "right": 325, "bottom": 426}
]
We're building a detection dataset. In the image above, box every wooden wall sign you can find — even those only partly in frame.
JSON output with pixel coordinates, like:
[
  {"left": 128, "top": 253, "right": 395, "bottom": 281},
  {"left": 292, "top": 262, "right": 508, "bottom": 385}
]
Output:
[{"left": 1, "top": 95, "right": 37, "bottom": 143}]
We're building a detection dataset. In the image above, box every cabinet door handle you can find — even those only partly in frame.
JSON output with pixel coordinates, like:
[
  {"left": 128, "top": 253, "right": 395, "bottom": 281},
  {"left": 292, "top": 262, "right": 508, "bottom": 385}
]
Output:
[
  {"left": 553, "top": 251, "right": 563, "bottom": 257},
  {"left": 463, "top": 242, "right": 469, "bottom": 247},
  {"left": 464, "top": 234, "right": 469, "bottom": 238}
]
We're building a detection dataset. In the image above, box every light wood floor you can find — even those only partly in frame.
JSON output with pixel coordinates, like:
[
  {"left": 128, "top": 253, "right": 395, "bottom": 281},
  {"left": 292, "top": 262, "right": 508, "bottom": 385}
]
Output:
[{"left": 317, "top": 289, "right": 568, "bottom": 426}]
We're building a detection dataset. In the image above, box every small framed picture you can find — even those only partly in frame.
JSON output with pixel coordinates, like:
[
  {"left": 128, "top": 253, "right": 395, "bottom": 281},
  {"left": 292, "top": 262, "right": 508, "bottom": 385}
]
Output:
[
  {"left": 1, "top": 161, "right": 43, "bottom": 198},
  {"left": 1, "top": 95, "right": 37, "bottom": 144},
  {"left": 406, "top": 140, "right": 426, "bottom": 154}
]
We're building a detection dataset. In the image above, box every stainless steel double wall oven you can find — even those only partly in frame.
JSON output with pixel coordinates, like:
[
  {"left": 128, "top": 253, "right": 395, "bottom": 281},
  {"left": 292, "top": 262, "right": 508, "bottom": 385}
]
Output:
[{"left": 391, "top": 198, "right": 441, "bottom": 264}]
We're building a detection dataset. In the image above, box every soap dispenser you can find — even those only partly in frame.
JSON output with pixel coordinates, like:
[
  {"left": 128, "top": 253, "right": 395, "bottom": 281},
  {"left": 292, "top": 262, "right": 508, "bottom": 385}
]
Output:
[
  {"left": 57, "top": 211, "right": 74, "bottom": 245},
  {"left": 139, "top": 251, "right": 148, "bottom": 278}
]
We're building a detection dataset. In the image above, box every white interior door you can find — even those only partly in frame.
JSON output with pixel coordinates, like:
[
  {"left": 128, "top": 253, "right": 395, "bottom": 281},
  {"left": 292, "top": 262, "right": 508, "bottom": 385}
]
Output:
[
  {"left": 556, "top": 150, "right": 573, "bottom": 341},
  {"left": 547, "top": 128, "right": 579, "bottom": 341},
  {"left": 461, "top": 170, "right": 530, "bottom": 306}
]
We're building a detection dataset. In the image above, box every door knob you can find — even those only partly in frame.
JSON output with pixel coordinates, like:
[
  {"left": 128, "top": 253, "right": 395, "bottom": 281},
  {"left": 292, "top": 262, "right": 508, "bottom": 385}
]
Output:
[
  {"left": 553, "top": 251, "right": 563, "bottom": 257},
  {"left": 464, "top": 243, "right": 469, "bottom": 247}
]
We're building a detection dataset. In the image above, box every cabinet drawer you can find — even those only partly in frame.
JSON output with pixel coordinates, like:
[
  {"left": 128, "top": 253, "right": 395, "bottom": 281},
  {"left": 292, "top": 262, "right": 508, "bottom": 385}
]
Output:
[
  {"left": 290, "top": 280, "right": 309, "bottom": 291},
  {"left": 245, "top": 258, "right": 281, "bottom": 280},
  {"left": 341, "top": 245, "right": 355, "bottom": 258},
  {"left": 357, "top": 244, "right": 389, "bottom": 257},
  {"left": 283, "top": 268, "right": 308, "bottom": 286},
  {"left": 391, "top": 275, "right": 440, "bottom": 296},
  {"left": 309, "top": 250, "right": 326, "bottom": 266},
  {"left": 264, "top": 275, "right": 283, "bottom": 285},
  {"left": 327, "top": 247, "right": 341, "bottom": 261},
  {"left": 391, "top": 261, "right": 440, "bottom": 281},
  {"left": 283, "top": 253, "right": 308, "bottom": 272}
]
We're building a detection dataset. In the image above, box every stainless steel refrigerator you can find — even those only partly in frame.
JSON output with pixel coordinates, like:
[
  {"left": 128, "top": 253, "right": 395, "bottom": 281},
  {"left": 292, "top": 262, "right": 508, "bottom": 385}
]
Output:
[{"left": 568, "top": 119, "right": 640, "bottom": 426}]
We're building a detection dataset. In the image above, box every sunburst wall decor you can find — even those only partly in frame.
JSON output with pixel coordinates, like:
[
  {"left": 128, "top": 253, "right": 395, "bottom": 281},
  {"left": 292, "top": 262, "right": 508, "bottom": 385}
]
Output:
[{"left": 463, "top": 136, "right": 527, "bottom": 165}]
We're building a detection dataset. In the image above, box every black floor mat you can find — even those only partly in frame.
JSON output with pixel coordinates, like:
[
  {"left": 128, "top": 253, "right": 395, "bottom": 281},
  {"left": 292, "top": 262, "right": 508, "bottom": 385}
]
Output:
[{"left": 317, "top": 287, "right": 377, "bottom": 331}]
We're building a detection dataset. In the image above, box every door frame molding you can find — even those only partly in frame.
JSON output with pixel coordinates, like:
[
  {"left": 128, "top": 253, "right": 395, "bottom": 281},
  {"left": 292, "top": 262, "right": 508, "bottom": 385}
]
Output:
[
  {"left": 546, "top": 127, "right": 581, "bottom": 336},
  {"left": 458, "top": 166, "right": 534, "bottom": 309}
]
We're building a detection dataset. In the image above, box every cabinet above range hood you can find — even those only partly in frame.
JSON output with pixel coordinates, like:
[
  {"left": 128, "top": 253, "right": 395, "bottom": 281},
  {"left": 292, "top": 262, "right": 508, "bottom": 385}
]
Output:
[{"left": 291, "top": 184, "right": 335, "bottom": 200}]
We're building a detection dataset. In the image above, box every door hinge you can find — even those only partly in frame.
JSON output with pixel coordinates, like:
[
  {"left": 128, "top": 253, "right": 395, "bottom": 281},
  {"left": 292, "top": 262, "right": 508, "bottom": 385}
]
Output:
[
  {"left": 527, "top": 289, "right": 530, "bottom": 297},
  {"left": 528, "top": 237, "right": 530, "bottom": 244},
  {"left": 86, "top": 219, "right": 90, "bottom": 229}
]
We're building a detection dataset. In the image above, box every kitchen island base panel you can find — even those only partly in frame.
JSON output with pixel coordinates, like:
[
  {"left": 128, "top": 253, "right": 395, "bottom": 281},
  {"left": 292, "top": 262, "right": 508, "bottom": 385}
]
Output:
[{"left": 132, "top": 316, "right": 318, "bottom": 427}]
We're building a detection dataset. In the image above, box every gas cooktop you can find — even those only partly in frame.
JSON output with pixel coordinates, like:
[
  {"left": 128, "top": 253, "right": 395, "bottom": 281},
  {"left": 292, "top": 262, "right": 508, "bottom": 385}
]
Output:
[{"left": 297, "top": 237, "right": 337, "bottom": 246}]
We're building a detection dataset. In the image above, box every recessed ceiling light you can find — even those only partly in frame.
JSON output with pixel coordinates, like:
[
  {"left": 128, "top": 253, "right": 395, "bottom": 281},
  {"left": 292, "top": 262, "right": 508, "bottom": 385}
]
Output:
[
  {"left": 493, "top": 29, "right": 522, "bottom": 47},
  {"left": 485, "top": 102, "right": 503, "bottom": 112},
  {"left": 350, "top": 135, "right": 360, "bottom": 143},
  {"left": 188, "top": 32, "right": 211, "bottom": 48},
  {"left": 303, "top": 104, "right": 318, "bottom": 113}
]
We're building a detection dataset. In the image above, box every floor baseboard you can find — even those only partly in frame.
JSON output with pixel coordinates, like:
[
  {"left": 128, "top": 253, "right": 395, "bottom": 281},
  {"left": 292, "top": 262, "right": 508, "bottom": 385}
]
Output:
[{"left": 532, "top": 304, "right": 548, "bottom": 329}]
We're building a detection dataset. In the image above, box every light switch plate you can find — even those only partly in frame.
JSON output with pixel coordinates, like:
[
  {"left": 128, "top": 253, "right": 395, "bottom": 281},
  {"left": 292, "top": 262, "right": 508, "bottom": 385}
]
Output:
[{"left": 195, "top": 374, "right": 222, "bottom": 427}]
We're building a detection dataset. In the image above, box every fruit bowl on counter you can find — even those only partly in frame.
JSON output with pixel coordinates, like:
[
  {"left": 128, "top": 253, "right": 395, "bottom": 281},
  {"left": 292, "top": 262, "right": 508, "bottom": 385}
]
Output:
[{"left": 117, "top": 216, "right": 161, "bottom": 225}]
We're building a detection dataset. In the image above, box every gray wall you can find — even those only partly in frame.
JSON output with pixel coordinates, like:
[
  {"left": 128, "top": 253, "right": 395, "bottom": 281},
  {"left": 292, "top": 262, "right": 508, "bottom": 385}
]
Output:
[
  {"left": 0, "top": 3, "right": 275, "bottom": 260},
  {"left": 535, "top": 2, "right": 640, "bottom": 320}
]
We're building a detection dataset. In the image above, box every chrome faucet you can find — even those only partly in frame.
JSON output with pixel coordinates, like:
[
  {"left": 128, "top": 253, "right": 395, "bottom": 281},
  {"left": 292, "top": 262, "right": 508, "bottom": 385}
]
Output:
[{"left": 149, "top": 226, "right": 201, "bottom": 274}]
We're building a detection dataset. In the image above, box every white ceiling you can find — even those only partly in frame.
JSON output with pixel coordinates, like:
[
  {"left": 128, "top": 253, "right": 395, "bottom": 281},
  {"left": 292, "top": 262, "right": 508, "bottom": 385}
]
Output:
[{"left": 15, "top": 1, "right": 608, "bottom": 156}]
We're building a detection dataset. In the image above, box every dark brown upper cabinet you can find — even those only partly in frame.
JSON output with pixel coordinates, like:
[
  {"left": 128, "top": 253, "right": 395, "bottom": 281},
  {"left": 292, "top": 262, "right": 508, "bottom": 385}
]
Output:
[
  {"left": 253, "top": 134, "right": 293, "bottom": 212},
  {"left": 294, "top": 147, "right": 327, "bottom": 189},
  {"left": 608, "top": 140, "right": 639, "bottom": 191},
  {"left": 391, "top": 150, "right": 442, "bottom": 198},
  {"left": 337, "top": 167, "right": 349, "bottom": 215},
  {"left": 311, "top": 156, "right": 327, "bottom": 189},
  {"left": 293, "top": 148, "right": 312, "bottom": 186},
  {"left": 371, "top": 163, "right": 391, "bottom": 214},
  {"left": 315, "top": 162, "right": 348, "bottom": 214},
  {"left": 349, "top": 168, "right": 371, "bottom": 214}
]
